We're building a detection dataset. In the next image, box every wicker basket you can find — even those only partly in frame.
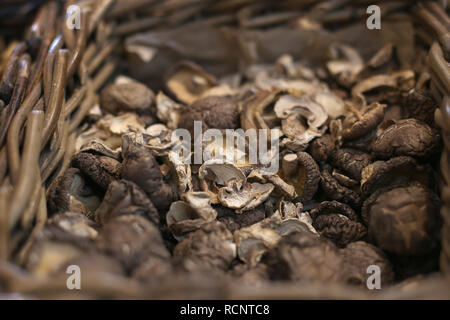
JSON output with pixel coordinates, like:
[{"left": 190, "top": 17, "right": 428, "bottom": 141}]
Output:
[{"left": 0, "top": 0, "right": 449, "bottom": 299}]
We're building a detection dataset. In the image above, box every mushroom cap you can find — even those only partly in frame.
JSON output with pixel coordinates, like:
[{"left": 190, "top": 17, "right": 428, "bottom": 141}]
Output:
[
  {"left": 342, "top": 102, "right": 386, "bottom": 141},
  {"left": 95, "top": 179, "right": 159, "bottom": 226},
  {"left": 360, "top": 156, "right": 434, "bottom": 197},
  {"left": 173, "top": 221, "right": 236, "bottom": 272},
  {"left": 371, "top": 118, "right": 440, "bottom": 159},
  {"left": 310, "top": 201, "right": 366, "bottom": 247},
  {"left": 340, "top": 241, "right": 394, "bottom": 287},
  {"left": 364, "top": 183, "right": 441, "bottom": 255},
  {"left": 178, "top": 95, "right": 240, "bottom": 136},
  {"left": 330, "top": 148, "right": 371, "bottom": 181},
  {"left": 100, "top": 80, "right": 154, "bottom": 114},
  {"left": 96, "top": 215, "right": 169, "bottom": 272}
]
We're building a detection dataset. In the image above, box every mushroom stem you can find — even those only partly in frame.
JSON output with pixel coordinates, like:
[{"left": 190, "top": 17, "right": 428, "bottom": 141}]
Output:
[
  {"left": 282, "top": 153, "right": 298, "bottom": 178},
  {"left": 344, "top": 101, "right": 363, "bottom": 120},
  {"left": 8, "top": 110, "right": 43, "bottom": 231}
]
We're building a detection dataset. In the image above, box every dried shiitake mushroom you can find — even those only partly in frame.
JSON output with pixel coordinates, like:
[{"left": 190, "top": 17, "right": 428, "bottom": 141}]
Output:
[
  {"left": 233, "top": 210, "right": 315, "bottom": 266},
  {"left": 47, "top": 168, "right": 102, "bottom": 216},
  {"left": 341, "top": 241, "right": 394, "bottom": 288},
  {"left": 79, "top": 140, "right": 122, "bottom": 161},
  {"left": 362, "top": 183, "right": 441, "bottom": 256},
  {"left": 71, "top": 152, "right": 121, "bottom": 190},
  {"left": 360, "top": 156, "right": 433, "bottom": 197},
  {"left": 218, "top": 180, "right": 274, "bottom": 213},
  {"left": 229, "top": 263, "right": 270, "bottom": 286},
  {"left": 121, "top": 140, "right": 174, "bottom": 212},
  {"left": 275, "top": 94, "right": 328, "bottom": 150},
  {"left": 329, "top": 148, "right": 371, "bottom": 181},
  {"left": 264, "top": 231, "right": 345, "bottom": 283},
  {"left": 310, "top": 201, "right": 367, "bottom": 247},
  {"left": 166, "top": 192, "right": 217, "bottom": 238},
  {"left": 342, "top": 102, "right": 386, "bottom": 141},
  {"left": 173, "top": 221, "right": 236, "bottom": 273},
  {"left": 278, "top": 152, "right": 320, "bottom": 202},
  {"left": 24, "top": 225, "right": 93, "bottom": 276},
  {"left": 95, "top": 179, "right": 159, "bottom": 226},
  {"left": 215, "top": 205, "right": 265, "bottom": 234},
  {"left": 307, "top": 134, "right": 336, "bottom": 163},
  {"left": 59, "top": 252, "right": 126, "bottom": 278},
  {"left": 320, "top": 164, "right": 361, "bottom": 208},
  {"left": 178, "top": 96, "right": 240, "bottom": 137},
  {"left": 164, "top": 60, "right": 217, "bottom": 104},
  {"left": 131, "top": 254, "right": 173, "bottom": 282},
  {"left": 47, "top": 212, "right": 98, "bottom": 240},
  {"left": 100, "top": 79, "right": 155, "bottom": 115},
  {"left": 96, "top": 215, "right": 170, "bottom": 272},
  {"left": 370, "top": 119, "right": 440, "bottom": 159},
  {"left": 326, "top": 44, "right": 364, "bottom": 87},
  {"left": 402, "top": 89, "right": 437, "bottom": 125}
]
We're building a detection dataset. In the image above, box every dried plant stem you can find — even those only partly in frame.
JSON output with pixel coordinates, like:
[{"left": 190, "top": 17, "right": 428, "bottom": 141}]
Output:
[
  {"left": 16, "top": 187, "right": 47, "bottom": 267},
  {"left": 43, "top": 35, "right": 64, "bottom": 107},
  {"left": 115, "top": 16, "right": 162, "bottom": 36},
  {"left": 67, "top": 10, "right": 90, "bottom": 81},
  {"left": 42, "top": 121, "right": 69, "bottom": 182},
  {"left": 63, "top": 0, "right": 77, "bottom": 50},
  {"left": 26, "top": 1, "right": 58, "bottom": 95},
  {"left": 0, "top": 54, "right": 30, "bottom": 148},
  {"left": 88, "top": 0, "right": 115, "bottom": 34},
  {"left": 0, "top": 147, "right": 8, "bottom": 182},
  {"left": 0, "top": 185, "right": 11, "bottom": 260},
  {"left": 41, "top": 49, "right": 68, "bottom": 150},
  {"left": 87, "top": 39, "right": 117, "bottom": 75},
  {"left": 423, "top": 1, "right": 450, "bottom": 33},
  {"left": 7, "top": 82, "right": 41, "bottom": 185},
  {"left": 415, "top": 4, "right": 450, "bottom": 59},
  {"left": 69, "top": 84, "right": 96, "bottom": 132},
  {"left": 64, "top": 86, "right": 87, "bottom": 116},
  {"left": 8, "top": 110, "right": 43, "bottom": 231},
  {"left": 92, "top": 60, "right": 115, "bottom": 91},
  {"left": 20, "top": 167, "right": 42, "bottom": 229},
  {"left": 429, "top": 42, "right": 450, "bottom": 94}
]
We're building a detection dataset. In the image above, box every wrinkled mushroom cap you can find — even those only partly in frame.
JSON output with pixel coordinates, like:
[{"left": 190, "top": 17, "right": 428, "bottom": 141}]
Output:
[
  {"left": 371, "top": 118, "right": 440, "bottom": 159},
  {"left": 364, "top": 184, "right": 441, "bottom": 255}
]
